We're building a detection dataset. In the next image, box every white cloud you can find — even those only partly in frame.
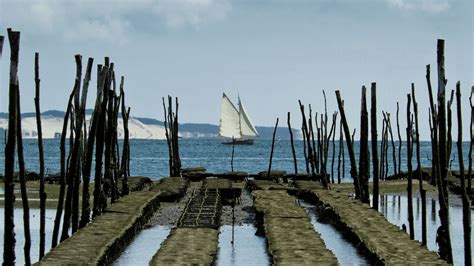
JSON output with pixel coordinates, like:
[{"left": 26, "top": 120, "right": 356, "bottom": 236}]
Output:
[
  {"left": 385, "top": 0, "right": 451, "bottom": 13},
  {"left": 0, "top": 0, "right": 232, "bottom": 44},
  {"left": 153, "top": 0, "right": 231, "bottom": 28}
]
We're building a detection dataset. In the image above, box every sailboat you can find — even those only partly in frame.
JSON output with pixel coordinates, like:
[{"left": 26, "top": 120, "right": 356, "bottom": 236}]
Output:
[{"left": 219, "top": 93, "right": 259, "bottom": 145}]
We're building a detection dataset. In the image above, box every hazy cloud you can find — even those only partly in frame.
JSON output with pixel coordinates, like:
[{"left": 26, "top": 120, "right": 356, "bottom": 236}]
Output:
[
  {"left": 1, "top": 0, "right": 232, "bottom": 44},
  {"left": 153, "top": 0, "right": 231, "bottom": 28},
  {"left": 385, "top": 0, "right": 451, "bottom": 13}
]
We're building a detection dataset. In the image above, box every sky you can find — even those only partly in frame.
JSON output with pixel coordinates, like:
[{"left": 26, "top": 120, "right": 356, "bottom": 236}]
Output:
[{"left": 0, "top": 0, "right": 472, "bottom": 140}]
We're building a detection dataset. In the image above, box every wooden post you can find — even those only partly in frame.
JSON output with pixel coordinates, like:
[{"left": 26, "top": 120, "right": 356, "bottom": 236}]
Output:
[
  {"left": 34, "top": 52, "right": 46, "bottom": 259},
  {"left": 411, "top": 83, "right": 427, "bottom": 246},
  {"left": 17, "top": 77, "right": 32, "bottom": 266},
  {"left": 0, "top": 35, "right": 4, "bottom": 58},
  {"left": 380, "top": 115, "right": 386, "bottom": 181},
  {"left": 162, "top": 97, "right": 173, "bottom": 176},
  {"left": 447, "top": 90, "right": 455, "bottom": 169},
  {"left": 4, "top": 28, "right": 20, "bottom": 265},
  {"left": 52, "top": 88, "right": 75, "bottom": 247},
  {"left": 330, "top": 112, "right": 338, "bottom": 183},
  {"left": 299, "top": 101, "right": 315, "bottom": 176},
  {"left": 386, "top": 114, "right": 397, "bottom": 178},
  {"left": 371, "top": 83, "right": 379, "bottom": 210},
  {"left": 406, "top": 94, "right": 415, "bottom": 240},
  {"left": 469, "top": 86, "right": 473, "bottom": 193},
  {"left": 396, "top": 102, "right": 402, "bottom": 177},
  {"left": 231, "top": 138, "right": 235, "bottom": 172},
  {"left": 436, "top": 39, "right": 453, "bottom": 263},
  {"left": 267, "top": 118, "right": 279, "bottom": 181},
  {"left": 120, "top": 76, "right": 130, "bottom": 196},
  {"left": 93, "top": 65, "right": 109, "bottom": 217},
  {"left": 359, "top": 86, "right": 370, "bottom": 203},
  {"left": 287, "top": 112, "right": 298, "bottom": 174},
  {"left": 302, "top": 122, "right": 309, "bottom": 173},
  {"left": 455, "top": 82, "right": 472, "bottom": 266},
  {"left": 335, "top": 90, "right": 360, "bottom": 199},
  {"left": 173, "top": 97, "right": 181, "bottom": 175},
  {"left": 61, "top": 55, "right": 83, "bottom": 240},
  {"left": 337, "top": 118, "right": 344, "bottom": 184}
]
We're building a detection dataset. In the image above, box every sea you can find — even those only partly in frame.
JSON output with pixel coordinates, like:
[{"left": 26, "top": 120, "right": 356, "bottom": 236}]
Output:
[{"left": 0, "top": 138, "right": 471, "bottom": 179}]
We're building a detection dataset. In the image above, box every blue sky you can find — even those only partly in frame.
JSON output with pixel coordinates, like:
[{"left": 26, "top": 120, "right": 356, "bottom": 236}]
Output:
[{"left": 0, "top": 0, "right": 472, "bottom": 140}]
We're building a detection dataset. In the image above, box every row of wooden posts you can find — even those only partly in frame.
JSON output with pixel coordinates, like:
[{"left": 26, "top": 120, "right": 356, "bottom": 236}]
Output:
[
  {"left": 2, "top": 29, "right": 132, "bottom": 265},
  {"left": 265, "top": 39, "right": 471, "bottom": 265}
]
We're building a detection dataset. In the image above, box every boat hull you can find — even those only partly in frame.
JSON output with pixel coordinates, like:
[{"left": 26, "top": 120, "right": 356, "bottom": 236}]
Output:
[{"left": 221, "top": 139, "right": 254, "bottom": 145}]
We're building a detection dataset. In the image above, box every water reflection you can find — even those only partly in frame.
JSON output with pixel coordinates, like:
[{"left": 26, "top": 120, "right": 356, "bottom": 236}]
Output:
[
  {"left": 376, "top": 193, "right": 474, "bottom": 265},
  {"left": 0, "top": 208, "right": 57, "bottom": 265},
  {"left": 300, "top": 201, "right": 370, "bottom": 265},
  {"left": 113, "top": 225, "right": 171, "bottom": 265},
  {"left": 216, "top": 224, "right": 269, "bottom": 266}
]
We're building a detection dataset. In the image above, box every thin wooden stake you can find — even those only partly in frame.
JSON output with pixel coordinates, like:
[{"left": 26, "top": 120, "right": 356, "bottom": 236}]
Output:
[
  {"left": 455, "top": 82, "right": 472, "bottom": 266},
  {"left": 287, "top": 112, "right": 298, "bottom": 174},
  {"left": 335, "top": 90, "right": 360, "bottom": 198},
  {"left": 406, "top": 94, "right": 415, "bottom": 240},
  {"left": 34, "top": 52, "right": 46, "bottom": 259},
  {"left": 4, "top": 28, "right": 20, "bottom": 265},
  {"left": 267, "top": 118, "right": 279, "bottom": 180},
  {"left": 371, "top": 82, "right": 379, "bottom": 210}
]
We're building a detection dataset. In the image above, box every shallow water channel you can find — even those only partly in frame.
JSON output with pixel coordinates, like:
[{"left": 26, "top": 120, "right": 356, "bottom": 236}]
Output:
[
  {"left": 376, "top": 193, "right": 474, "bottom": 265},
  {"left": 215, "top": 224, "right": 269, "bottom": 265},
  {"left": 113, "top": 225, "right": 171, "bottom": 265},
  {"left": 299, "top": 200, "right": 370, "bottom": 265}
]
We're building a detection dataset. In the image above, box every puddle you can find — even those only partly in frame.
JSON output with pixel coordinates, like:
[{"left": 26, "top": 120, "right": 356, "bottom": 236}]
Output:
[
  {"left": 376, "top": 193, "right": 474, "bottom": 265},
  {"left": 113, "top": 225, "right": 171, "bottom": 265},
  {"left": 0, "top": 208, "right": 57, "bottom": 265},
  {"left": 300, "top": 200, "right": 370, "bottom": 265},
  {"left": 216, "top": 224, "right": 270, "bottom": 266}
]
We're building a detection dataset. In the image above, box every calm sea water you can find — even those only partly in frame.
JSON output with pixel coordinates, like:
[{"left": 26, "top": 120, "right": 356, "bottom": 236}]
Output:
[{"left": 0, "top": 138, "right": 471, "bottom": 180}]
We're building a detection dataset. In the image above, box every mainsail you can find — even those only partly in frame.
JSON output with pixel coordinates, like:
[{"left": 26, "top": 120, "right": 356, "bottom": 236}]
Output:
[
  {"left": 238, "top": 97, "right": 258, "bottom": 137},
  {"left": 219, "top": 93, "right": 241, "bottom": 138},
  {"left": 219, "top": 93, "right": 259, "bottom": 139}
]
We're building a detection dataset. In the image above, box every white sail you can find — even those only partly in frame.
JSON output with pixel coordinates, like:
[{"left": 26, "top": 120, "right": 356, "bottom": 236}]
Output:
[
  {"left": 219, "top": 93, "right": 241, "bottom": 138},
  {"left": 238, "top": 97, "right": 259, "bottom": 137}
]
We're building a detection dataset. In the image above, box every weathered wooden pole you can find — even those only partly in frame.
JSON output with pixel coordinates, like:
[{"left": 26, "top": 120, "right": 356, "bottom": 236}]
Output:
[
  {"left": 406, "top": 94, "right": 415, "bottom": 240},
  {"left": 386, "top": 114, "right": 397, "bottom": 178},
  {"left": 4, "top": 28, "right": 20, "bottom": 265},
  {"left": 14, "top": 50, "right": 31, "bottom": 266},
  {"left": 337, "top": 118, "right": 344, "bottom": 184},
  {"left": 162, "top": 97, "right": 173, "bottom": 176},
  {"left": 380, "top": 115, "right": 387, "bottom": 181},
  {"left": 52, "top": 88, "right": 75, "bottom": 247},
  {"left": 302, "top": 122, "right": 310, "bottom": 173},
  {"left": 93, "top": 64, "right": 109, "bottom": 217},
  {"left": 267, "top": 118, "right": 279, "bottom": 181},
  {"left": 231, "top": 138, "right": 235, "bottom": 172},
  {"left": 469, "top": 86, "right": 473, "bottom": 193},
  {"left": 436, "top": 39, "right": 453, "bottom": 263},
  {"left": 120, "top": 76, "right": 130, "bottom": 196},
  {"left": 0, "top": 35, "right": 4, "bottom": 58},
  {"left": 359, "top": 86, "right": 370, "bottom": 203},
  {"left": 61, "top": 55, "right": 83, "bottom": 240},
  {"left": 287, "top": 112, "right": 298, "bottom": 174},
  {"left": 455, "top": 82, "right": 472, "bottom": 266},
  {"left": 173, "top": 97, "right": 181, "bottom": 175},
  {"left": 335, "top": 90, "right": 360, "bottom": 199},
  {"left": 396, "top": 102, "right": 402, "bottom": 177},
  {"left": 371, "top": 82, "right": 379, "bottom": 210},
  {"left": 447, "top": 90, "right": 455, "bottom": 168},
  {"left": 34, "top": 52, "right": 46, "bottom": 259},
  {"left": 411, "top": 83, "right": 427, "bottom": 246},
  {"left": 426, "top": 65, "right": 438, "bottom": 185},
  {"left": 330, "top": 112, "right": 338, "bottom": 183},
  {"left": 299, "top": 101, "right": 315, "bottom": 176}
]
